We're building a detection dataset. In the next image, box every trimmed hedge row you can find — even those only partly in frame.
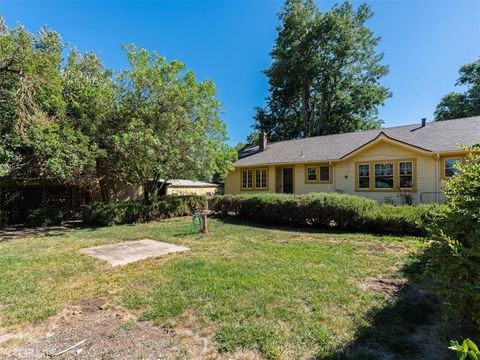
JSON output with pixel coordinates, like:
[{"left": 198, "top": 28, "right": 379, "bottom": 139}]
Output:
[
  {"left": 83, "top": 195, "right": 207, "bottom": 226},
  {"left": 210, "top": 193, "right": 443, "bottom": 235}
]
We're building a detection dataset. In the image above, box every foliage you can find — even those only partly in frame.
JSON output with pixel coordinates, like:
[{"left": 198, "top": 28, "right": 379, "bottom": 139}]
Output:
[
  {"left": 27, "top": 208, "right": 63, "bottom": 227},
  {"left": 252, "top": 0, "right": 390, "bottom": 142},
  {"left": 428, "top": 151, "right": 480, "bottom": 326},
  {"left": 0, "top": 19, "right": 236, "bottom": 196},
  {"left": 434, "top": 58, "right": 480, "bottom": 121},
  {"left": 83, "top": 195, "right": 207, "bottom": 226},
  {"left": 449, "top": 339, "right": 480, "bottom": 360},
  {"left": 210, "top": 193, "right": 441, "bottom": 235}
]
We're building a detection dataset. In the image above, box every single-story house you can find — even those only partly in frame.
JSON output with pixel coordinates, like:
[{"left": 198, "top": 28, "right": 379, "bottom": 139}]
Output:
[{"left": 225, "top": 116, "right": 480, "bottom": 204}]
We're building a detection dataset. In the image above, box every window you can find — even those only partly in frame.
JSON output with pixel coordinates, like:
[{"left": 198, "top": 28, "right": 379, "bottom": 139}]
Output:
[
  {"left": 399, "top": 161, "right": 413, "bottom": 188},
  {"left": 444, "top": 158, "right": 461, "bottom": 178},
  {"left": 242, "top": 169, "right": 253, "bottom": 189},
  {"left": 319, "top": 166, "right": 330, "bottom": 182},
  {"left": 374, "top": 162, "right": 394, "bottom": 189},
  {"left": 358, "top": 164, "right": 370, "bottom": 189},
  {"left": 255, "top": 168, "right": 267, "bottom": 189},
  {"left": 307, "top": 166, "right": 318, "bottom": 182}
]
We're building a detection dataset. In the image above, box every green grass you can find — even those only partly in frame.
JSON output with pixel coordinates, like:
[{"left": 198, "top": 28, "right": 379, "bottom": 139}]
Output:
[{"left": 0, "top": 218, "right": 436, "bottom": 359}]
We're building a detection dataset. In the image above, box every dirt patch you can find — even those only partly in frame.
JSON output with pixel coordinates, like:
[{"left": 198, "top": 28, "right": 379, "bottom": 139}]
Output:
[
  {"left": 0, "top": 297, "right": 216, "bottom": 359},
  {"left": 359, "top": 277, "right": 431, "bottom": 304}
]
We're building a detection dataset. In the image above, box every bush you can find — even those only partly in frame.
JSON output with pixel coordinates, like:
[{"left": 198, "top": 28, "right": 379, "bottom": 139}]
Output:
[
  {"left": 83, "top": 195, "right": 207, "bottom": 226},
  {"left": 27, "top": 208, "right": 63, "bottom": 227},
  {"left": 428, "top": 151, "right": 480, "bottom": 327},
  {"left": 210, "top": 193, "right": 442, "bottom": 236}
]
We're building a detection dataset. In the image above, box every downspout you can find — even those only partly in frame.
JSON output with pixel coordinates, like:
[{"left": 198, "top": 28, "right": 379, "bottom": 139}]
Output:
[{"left": 435, "top": 153, "right": 440, "bottom": 203}]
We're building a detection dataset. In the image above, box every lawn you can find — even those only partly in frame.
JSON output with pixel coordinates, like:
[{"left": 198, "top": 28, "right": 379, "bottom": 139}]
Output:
[{"left": 0, "top": 218, "right": 445, "bottom": 359}]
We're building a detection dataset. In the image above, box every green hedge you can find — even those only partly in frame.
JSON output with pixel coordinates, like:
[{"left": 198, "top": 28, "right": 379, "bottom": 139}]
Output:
[
  {"left": 210, "top": 193, "right": 443, "bottom": 235},
  {"left": 83, "top": 195, "right": 207, "bottom": 226}
]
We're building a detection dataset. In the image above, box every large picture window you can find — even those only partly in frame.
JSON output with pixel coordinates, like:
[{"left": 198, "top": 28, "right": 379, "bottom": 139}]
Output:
[
  {"left": 444, "top": 158, "right": 461, "bottom": 178},
  {"left": 374, "top": 162, "right": 394, "bottom": 189},
  {"left": 358, "top": 164, "right": 370, "bottom": 189},
  {"left": 242, "top": 169, "right": 253, "bottom": 189},
  {"left": 399, "top": 161, "right": 413, "bottom": 188},
  {"left": 255, "top": 168, "right": 267, "bottom": 189}
]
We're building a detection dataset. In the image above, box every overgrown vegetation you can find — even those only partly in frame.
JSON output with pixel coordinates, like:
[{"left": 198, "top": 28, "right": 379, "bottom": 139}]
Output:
[
  {"left": 210, "top": 193, "right": 443, "bottom": 235},
  {"left": 427, "top": 151, "right": 480, "bottom": 328},
  {"left": 83, "top": 195, "right": 206, "bottom": 226}
]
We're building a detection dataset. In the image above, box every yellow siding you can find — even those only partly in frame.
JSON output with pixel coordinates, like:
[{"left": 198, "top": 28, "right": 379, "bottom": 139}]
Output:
[{"left": 225, "top": 140, "right": 453, "bottom": 204}]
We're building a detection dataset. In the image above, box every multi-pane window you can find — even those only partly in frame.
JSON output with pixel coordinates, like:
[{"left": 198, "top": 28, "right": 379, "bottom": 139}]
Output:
[
  {"left": 444, "top": 158, "right": 461, "bottom": 178},
  {"left": 319, "top": 166, "right": 330, "bottom": 182},
  {"left": 374, "top": 162, "right": 394, "bottom": 189},
  {"left": 358, "top": 164, "right": 370, "bottom": 189},
  {"left": 399, "top": 161, "right": 413, "bottom": 188},
  {"left": 255, "top": 168, "right": 267, "bottom": 189},
  {"left": 307, "top": 166, "right": 318, "bottom": 182},
  {"left": 242, "top": 170, "right": 253, "bottom": 189}
]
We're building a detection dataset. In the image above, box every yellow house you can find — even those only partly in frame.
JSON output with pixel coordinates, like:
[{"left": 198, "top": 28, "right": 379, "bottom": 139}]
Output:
[{"left": 225, "top": 116, "right": 480, "bottom": 204}]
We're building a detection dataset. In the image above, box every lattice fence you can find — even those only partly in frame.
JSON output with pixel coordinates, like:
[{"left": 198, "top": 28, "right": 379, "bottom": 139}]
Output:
[{"left": 0, "top": 184, "right": 87, "bottom": 225}]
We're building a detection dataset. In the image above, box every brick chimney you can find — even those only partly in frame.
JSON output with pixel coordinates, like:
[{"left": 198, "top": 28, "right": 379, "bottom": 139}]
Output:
[
  {"left": 421, "top": 117, "right": 427, "bottom": 127},
  {"left": 259, "top": 131, "right": 267, "bottom": 152}
]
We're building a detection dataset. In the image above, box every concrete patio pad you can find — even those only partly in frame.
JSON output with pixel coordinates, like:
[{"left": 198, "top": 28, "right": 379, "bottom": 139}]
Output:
[{"left": 80, "top": 239, "right": 190, "bottom": 266}]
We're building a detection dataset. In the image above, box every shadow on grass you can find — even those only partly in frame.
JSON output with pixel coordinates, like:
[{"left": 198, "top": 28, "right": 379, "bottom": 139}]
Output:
[{"left": 321, "top": 250, "right": 451, "bottom": 360}]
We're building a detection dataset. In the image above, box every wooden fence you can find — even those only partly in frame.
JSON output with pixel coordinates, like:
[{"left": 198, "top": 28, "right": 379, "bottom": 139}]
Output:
[{"left": 0, "top": 183, "right": 87, "bottom": 225}]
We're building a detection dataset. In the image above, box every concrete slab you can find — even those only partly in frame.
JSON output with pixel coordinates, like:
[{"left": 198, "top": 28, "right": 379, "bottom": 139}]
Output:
[{"left": 80, "top": 239, "right": 190, "bottom": 267}]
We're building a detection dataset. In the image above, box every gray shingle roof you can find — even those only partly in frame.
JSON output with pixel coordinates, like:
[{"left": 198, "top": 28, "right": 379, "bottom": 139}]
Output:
[{"left": 235, "top": 116, "right": 480, "bottom": 167}]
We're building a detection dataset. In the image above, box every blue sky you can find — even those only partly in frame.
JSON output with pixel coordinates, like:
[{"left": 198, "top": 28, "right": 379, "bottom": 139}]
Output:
[{"left": 1, "top": 0, "right": 479, "bottom": 145}]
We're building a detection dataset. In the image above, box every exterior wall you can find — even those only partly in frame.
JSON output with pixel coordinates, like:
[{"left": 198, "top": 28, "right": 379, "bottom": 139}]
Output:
[
  {"left": 165, "top": 185, "right": 223, "bottom": 196},
  {"left": 225, "top": 166, "right": 276, "bottom": 194},
  {"left": 225, "top": 141, "right": 457, "bottom": 204},
  {"left": 334, "top": 142, "right": 437, "bottom": 204},
  {"left": 92, "top": 182, "right": 144, "bottom": 202}
]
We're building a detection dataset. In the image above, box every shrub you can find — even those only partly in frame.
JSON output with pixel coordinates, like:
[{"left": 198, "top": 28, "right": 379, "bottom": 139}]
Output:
[
  {"left": 27, "top": 208, "right": 63, "bottom": 227},
  {"left": 83, "top": 195, "right": 207, "bottom": 226},
  {"left": 210, "top": 193, "right": 442, "bottom": 236},
  {"left": 428, "top": 151, "right": 480, "bottom": 327}
]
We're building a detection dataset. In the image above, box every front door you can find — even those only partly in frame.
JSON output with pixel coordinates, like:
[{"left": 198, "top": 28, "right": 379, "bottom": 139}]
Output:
[{"left": 282, "top": 168, "right": 294, "bottom": 194}]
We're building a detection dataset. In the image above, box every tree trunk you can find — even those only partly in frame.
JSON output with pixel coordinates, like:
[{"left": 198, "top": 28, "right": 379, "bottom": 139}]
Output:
[{"left": 301, "top": 85, "right": 311, "bottom": 137}]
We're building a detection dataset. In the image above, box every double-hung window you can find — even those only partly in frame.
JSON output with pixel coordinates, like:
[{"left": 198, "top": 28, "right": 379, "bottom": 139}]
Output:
[
  {"left": 306, "top": 166, "right": 318, "bottom": 182},
  {"left": 358, "top": 164, "right": 370, "bottom": 189},
  {"left": 255, "top": 168, "right": 267, "bottom": 189},
  {"left": 444, "top": 158, "right": 461, "bottom": 178},
  {"left": 399, "top": 161, "right": 413, "bottom": 189},
  {"left": 242, "top": 169, "right": 253, "bottom": 189},
  {"left": 374, "top": 162, "right": 394, "bottom": 189}
]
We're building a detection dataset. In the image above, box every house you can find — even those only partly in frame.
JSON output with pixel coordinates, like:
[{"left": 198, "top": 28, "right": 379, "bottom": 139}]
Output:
[{"left": 225, "top": 116, "right": 480, "bottom": 204}]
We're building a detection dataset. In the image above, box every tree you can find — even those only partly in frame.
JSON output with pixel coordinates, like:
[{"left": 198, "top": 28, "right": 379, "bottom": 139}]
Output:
[
  {"left": 253, "top": 0, "right": 390, "bottom": 142},
  {"left": 0, "top": 19, "right": 97, "bottom": 184},
  {"left": 109, "top": 45, "right": 235, "bottom": 202},
  {"left": 434, "top": 58, "right": 480, "bottom": 121}
]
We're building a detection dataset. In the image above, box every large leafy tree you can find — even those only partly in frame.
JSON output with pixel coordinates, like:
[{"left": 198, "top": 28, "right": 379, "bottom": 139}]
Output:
[
  {"left": 108, "top": 46, "right": 235, "bottom": 201},
  {"left": 0, "top": 19, "right": 236, "bottom": 200},
  {"left": 0, "top": 19, "right": 97, "bottom": 182},
  {"left": 434, "top": 58, "right": 480, "bottom": 121},
  {"left": 253, "top": 0, "right": 390, "bottom": 142}
]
